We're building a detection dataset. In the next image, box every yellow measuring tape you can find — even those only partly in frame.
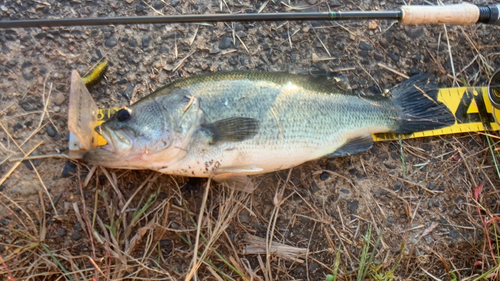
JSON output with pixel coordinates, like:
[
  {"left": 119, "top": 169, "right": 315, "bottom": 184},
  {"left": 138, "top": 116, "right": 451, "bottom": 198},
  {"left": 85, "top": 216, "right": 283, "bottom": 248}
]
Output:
[{"left": 92, "top": 86, "right": 499, "bottom": 146}]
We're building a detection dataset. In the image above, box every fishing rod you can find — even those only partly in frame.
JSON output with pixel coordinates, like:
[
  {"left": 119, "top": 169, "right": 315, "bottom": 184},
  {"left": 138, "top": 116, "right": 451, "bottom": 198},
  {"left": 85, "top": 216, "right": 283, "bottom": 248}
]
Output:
[{"left": 0, "top": 3, "right": 498, "bottom": 28}]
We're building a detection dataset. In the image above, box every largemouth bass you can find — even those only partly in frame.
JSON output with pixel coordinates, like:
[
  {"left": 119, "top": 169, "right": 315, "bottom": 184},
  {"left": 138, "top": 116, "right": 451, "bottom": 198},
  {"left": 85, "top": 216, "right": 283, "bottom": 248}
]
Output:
[{"left": 83, "top": 72, "right": 454, "bottom": 185}]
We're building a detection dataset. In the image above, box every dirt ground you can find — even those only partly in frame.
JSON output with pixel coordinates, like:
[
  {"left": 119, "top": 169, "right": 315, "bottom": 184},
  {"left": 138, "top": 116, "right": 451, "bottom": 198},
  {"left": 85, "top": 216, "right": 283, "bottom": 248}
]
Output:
[{"left": 1, "top": 0, "right": 500, "bottom": 280}]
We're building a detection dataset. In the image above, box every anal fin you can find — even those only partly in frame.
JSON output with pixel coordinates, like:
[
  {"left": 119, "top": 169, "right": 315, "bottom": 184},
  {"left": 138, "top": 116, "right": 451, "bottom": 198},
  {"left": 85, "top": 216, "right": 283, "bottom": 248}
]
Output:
[
  {"left": 213, "top": 174, "right": 256, "bottom": 193},
  {"left": 214, "top": 165, "right": 264, "bottom": 174},
  {"left": 326, "top": 134, "right": 374, "bottom": 158}
]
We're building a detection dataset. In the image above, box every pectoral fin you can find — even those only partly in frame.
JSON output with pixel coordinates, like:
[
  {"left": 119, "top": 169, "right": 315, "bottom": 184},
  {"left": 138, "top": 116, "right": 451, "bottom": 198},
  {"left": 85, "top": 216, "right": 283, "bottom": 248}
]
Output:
[
  {"left": 326, "top": 134, "right": 374, "bottom": 158},
  {"left": 200, "top": 117, "right": 259, "bottom": 144}
]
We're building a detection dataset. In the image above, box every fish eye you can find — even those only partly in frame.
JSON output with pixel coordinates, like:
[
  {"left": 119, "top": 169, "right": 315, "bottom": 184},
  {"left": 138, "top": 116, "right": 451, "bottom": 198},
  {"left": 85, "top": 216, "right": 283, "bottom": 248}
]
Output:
[{"left": 117, "top": 108, "right": 131, "bottom": 122}]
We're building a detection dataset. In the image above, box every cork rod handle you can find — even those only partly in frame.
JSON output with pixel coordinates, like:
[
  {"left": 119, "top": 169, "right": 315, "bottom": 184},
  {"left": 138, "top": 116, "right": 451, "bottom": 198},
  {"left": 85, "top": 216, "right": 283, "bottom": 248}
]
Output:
[{"left": 400, "top": 3, "right": 479, "bottom": 25}]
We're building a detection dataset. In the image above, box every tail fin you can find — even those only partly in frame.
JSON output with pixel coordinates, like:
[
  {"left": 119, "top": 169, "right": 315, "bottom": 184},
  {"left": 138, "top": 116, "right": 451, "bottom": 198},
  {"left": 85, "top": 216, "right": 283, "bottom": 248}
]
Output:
[{"left": 390, "top": 74, "right": 455, "bottom": 134}]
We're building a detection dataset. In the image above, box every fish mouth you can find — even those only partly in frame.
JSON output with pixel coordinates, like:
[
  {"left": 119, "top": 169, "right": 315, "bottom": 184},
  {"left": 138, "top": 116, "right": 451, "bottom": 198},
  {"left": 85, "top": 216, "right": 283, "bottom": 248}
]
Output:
[{"left": 96, "top": 126, "right": 134, "bottom": 155}]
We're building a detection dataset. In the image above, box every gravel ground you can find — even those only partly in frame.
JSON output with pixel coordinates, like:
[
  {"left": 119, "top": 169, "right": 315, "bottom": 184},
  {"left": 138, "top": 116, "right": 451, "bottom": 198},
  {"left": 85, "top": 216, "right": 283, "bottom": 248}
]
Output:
[{"left": 1, "top": 0, "right": 500, "bottom": 280}]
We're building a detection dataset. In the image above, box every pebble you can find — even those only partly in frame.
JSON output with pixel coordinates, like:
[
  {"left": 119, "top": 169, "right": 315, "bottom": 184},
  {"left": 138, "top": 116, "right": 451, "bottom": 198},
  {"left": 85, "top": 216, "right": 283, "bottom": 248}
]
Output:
[
  {"left": 13, "top": 123, "right": 23, "bottom": 132},
  {"left": 136, "top": 4, "right": 145, "bottom": 12},
  {"left": 6, "top": 59, "right": 17, "bottom": 68},
  {"left": 0, "top": 218, "right": 9, "bottom": 226},
  {"left": 120, "top": 84, "right": 135, "bottom": 102},
  {"left": 104, "top": 36, "right": 117, "bottom": 48},
  {"left": 218, "top": 37, "right": 232, "bottom": 49},
  {"left": 373, "top": 52, "right": 384, "bottom": 62},
  {"left": 320, "top": 172, "right": 330, "bottom": 181},
  {"left": 171, "top": 0, "right": 181, "bottom": 7},
  {"left": 340, "top": 188, "right": 350, "bottom": 194},
  {"left": 347, "top": 200, "right": 359, "bottom": 213},
  {"left": 393, "top": 181, "right": 403, "bottom": 191},
  {"left": 72, "top": 231, "right": 82, "bottom": 240},
  {"left": 34, "top": 31, "right": 46, "bottom": 39},
  {"left": 234, "top": 23, "right": 244, "bottom": 31},
  {"left": 356, "top": 172, "right": 366, "bottom": 179},
  {"left": 46, "top": 125, "right": 57, "bottom": 137},
  {"left": 308, "top": 0, "right": 317, "bottom": 4},
  {"left": 142, "top": 35, "right": 151, "bottom": 49},
  {"left": 358, "top": 50, "right": 369, "bottom": 57},
  {"left": 368, "top": 20, "right": 378, "bottom": 30},
  {"left": 390, "top": 152, "right": 399, "bottom": 160},
  {"left": 22, "top": 69, "right": 34, "bottom": 80},
  {"left": 374, "top": 188, "right": 389, "bottom": 197},
  {"left": 54, "top": 92, "right": 66, "bottom": 105},
  {"left": 159, "top": 239, "right": 171, "bottom": 247},
  {"left": 368, "top": 86, "right": 378, "bottom": 94},
  {"left": 379, "top": 39, "right": 389, "bottom": 49},
  {"left": 153, "top": 1, "right": 163, "bottom": 9},
  {"left": 2, "top": 45, "right": 9, "bottom": 54},
  {"left": 21, "top": 61, "right": 33, "bottom": 68},
  {"left": 359, "top": 41, "right": 372, "bottom": 50},
  {"left": 427, "top": 42, "right": 445, "bottom": 51},
  {"left": 423, "top": 235, "right": 433, "bottom": 244},
  {"left": 388, "top": 52, "right": 399, "bottom": 62},
  {"left": 409, "top": 68, "right": 420, "bottom": 76},
  {"left": 427, "top": 200, "right": 435, "bottom": 208},
  {"left": 404, "top": 26, "right": 425, "bottom": 39},
  {"left": 19, "top": 96, "right": 42, "bottom": 111},
  {"left": 0, "top": 245, "right": 4, "bottom": 252},
  {"left": 129, "top": 38, "right": 138, "bottom": 47},
  {"left": 427, "top": 182, "right": 437, "bottom": 190},
  {"left": 117, "top": 77, "right": 128, "bottom": 84},
  {"left": 228, "top": 58, "right": 237, "bottom": 66},
  {"left": 162, "top": 31, "right": 182, "bottom": 39},
  {"left": 55, "top": 227, "right": 66, "bottom": 238},
  {"left": 96, "top": 48, "right": 103, "bottom": 59},
  {"left": 74, "top": 222, "right": 82, "bottom": 232},
  {"left": 449, "top": 230, "right": 458, "bottom": 238},
  {"left": 61, "top": 161, "right": 77, "bottom": 178},
  {"left": 236, "top": 31, "right": 247, "bottom": 38},
  {"left": 5, "top": 33, "right": 17, "bottom": 41},
  {"left": 0, "top": 184, "right": 4, "bottom": 192},
  {"left": 125, "top": 0, "right": 133, "bottom": 3}
]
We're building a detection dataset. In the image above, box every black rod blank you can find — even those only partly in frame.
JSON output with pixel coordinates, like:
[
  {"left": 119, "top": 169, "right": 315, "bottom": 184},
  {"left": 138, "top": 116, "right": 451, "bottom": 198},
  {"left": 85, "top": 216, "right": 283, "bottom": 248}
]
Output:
[
  {"left": 0, "top": 4, "right": 498, "bottom": 28},
  {"left": 0, "top": 11, "right": 403, "bottom": 28}
]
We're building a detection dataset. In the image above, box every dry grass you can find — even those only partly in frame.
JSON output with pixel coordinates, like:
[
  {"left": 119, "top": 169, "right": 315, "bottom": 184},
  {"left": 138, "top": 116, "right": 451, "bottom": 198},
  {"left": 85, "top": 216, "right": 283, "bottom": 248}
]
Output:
[{"left": 1, "top": 0, "right": 500, "bottom": 280}]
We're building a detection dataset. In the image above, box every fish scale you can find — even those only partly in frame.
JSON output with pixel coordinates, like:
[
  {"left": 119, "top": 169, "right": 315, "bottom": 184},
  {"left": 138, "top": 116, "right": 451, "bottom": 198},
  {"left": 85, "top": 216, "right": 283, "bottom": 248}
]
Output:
[
  {"left": 156, "top": 74, "right": 402, "bottom": 175},
  {"left": 84, "top": 71, "right": 454, "bottom": 181}
]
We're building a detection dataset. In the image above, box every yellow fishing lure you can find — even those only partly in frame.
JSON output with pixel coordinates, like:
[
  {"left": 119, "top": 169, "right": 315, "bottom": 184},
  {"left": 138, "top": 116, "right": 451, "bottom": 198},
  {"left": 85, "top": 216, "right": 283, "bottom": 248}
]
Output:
[{"left": 81, "top": 61, "right": 108, "bottom": 88}]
